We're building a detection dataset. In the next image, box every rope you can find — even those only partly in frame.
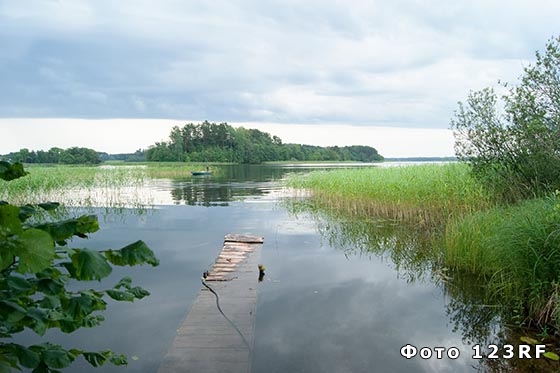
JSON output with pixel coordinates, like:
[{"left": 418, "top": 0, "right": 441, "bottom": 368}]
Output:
[{"left": 201, "top": 276, "right": 253, "bottom": 353}]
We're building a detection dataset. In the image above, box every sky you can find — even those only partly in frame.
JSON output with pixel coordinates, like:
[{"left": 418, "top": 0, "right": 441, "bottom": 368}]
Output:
[{"left": 0, "top": 0, "right": 558, "bottom": 157}]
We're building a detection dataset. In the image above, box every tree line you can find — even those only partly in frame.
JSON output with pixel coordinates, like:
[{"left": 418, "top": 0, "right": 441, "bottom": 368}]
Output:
[
  {"left": 2, "top": 147, "right": 101, "bottom": 164},
  {"left": 146, "top": 121, "right": 383, "bottom": 163},
  {"left": 1, "top": 123, "right": 383, "bottom": 165}
]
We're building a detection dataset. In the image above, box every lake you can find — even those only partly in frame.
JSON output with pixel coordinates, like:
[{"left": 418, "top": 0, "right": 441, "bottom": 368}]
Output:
[{"left": 17, "top": 163, "right": 506, "bottom": 372}]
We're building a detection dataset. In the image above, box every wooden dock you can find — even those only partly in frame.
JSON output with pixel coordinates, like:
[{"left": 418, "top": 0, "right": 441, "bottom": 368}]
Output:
[{"left": 158, "top": 234, "right": 264, "bottom": 373}]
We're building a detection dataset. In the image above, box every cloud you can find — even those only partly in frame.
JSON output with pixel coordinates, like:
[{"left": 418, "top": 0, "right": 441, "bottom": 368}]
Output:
[{"left": 0, "top": 1, "right": 558, "bottom": 128}]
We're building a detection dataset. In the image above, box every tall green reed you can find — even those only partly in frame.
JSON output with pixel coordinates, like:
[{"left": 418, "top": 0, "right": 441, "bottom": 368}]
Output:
[
  {"left": 444, "top": 195, "right": 560, "bottom": 328},
  {"left": 0, "top": 165, "right": 149, "bottom": 207},
  {"left": 286, "top": 163, "right": 493, "bottom": 227}
]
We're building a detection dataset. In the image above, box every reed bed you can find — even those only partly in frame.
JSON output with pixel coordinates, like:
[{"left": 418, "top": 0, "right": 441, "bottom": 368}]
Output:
[
  {"left": 144, "top": 162, "right": 216, "bottom": 178},
  {"left": 0, "top": 165, "right": 149, "bottom": 207},
  {"left": 444, "top": 196, "right": 560, "bottom": 327},
  {"left": 286, "top": 163, "right": 494, "bottom": 227}
]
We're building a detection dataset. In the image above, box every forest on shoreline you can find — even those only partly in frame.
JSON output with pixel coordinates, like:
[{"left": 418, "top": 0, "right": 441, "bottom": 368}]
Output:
[
  {"left": 145, "top": 121, "right": 384, "bottom": 163},
  {"left": 1, "top": 121, "right": 384, "bottom": 164}
]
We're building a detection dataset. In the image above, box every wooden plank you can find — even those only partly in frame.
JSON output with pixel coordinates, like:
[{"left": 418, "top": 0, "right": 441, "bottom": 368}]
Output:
[
  {"left": 158, "top": 234, "right": 263, "bottom": 373},
  {"left": 223, "top": 234, "right": 264, "bottom": 244}
]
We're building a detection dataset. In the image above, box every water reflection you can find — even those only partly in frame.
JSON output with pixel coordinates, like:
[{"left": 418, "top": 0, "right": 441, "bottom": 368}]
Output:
[
  {"left": 165, "top": 164, "right": 359, "bottom": 206},
  {"left": 252, "top": 211, "right": 475, "bottom": 373},
  {"left": 285, "top": 198, "right": 440, "bottom": 281},
  {"left": 168, "top": 179, "right": 271, "bottom": 206},
  {"left": 284, "top": 197, "right": 560, "bottom": 372}
]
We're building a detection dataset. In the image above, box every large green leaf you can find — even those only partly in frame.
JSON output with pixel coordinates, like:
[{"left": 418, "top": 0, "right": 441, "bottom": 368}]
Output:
[
  {"left": 83, "top": 350, "right": 127, "bottom": 367},
  {"left": 25, "top": 308, "right": 49, "bottom": 336},
  {"left": 83, "top": 352, "right": 107, "bottom": 367},
  {"left": 37, "top": 343, "right": 76, "bottom": 369},
  {"left": 109, "top": 353, "right": 128, "bottom": 366},
  {"left": 18, "top": 205, "right": 36, "bottom": 222},
  {"left": 0, "top": 300, "right": 27, "bottom": 323},
  {"left": 6, "top": 275, "right": 33, "bottom": 293},
  {"left": 106, "top": 290, "right": 135, "bottom": 302},
  {"left": 39, "top": 295, "right": 61, "bottom": 309},
  {"left": 34, "top": 215, "right": 99, "bottom": 245},
  {"left": 37, "top": 202, "right": 60, "bottom": 212},
  {"left": 67, "top": 249, "right": 112, "bottom": 281},
  {"left": 12, "top": 344, "right": 40, "bottom": 369},
  {"left": 18, "top": 203, "right": 60, "bottom": 222},
  {"left": 61, "top": 291, "right": 106, "bottom": 324},
  {"left": 114, "top": 276, "right": 132, "bottom": 288},
  {"left": 129, "top": 286, "right": 150, "bottom": 299},
  {"left": 36, "top": 277, "right": 66, "bottom": 296},
  {"left": 0, "top": 237, "right": 16, "bottom": 271},
  {"left": 0, "top": 344, "right": 31, "bottom": 371},
  {"left": 108, "top": 276, "right": 151, "bottom": 301},
  {"left": 0, "top": 360, "right": 15, "bottom": 373},
  {"left": 16, "top": 228, "right": 55, "bottom": 274},
  {"left": 104, "top": 240, "right": 159, "bottom": 267},
  {"left": 0, "top": 204, "right": 23, "bottom": 235},
  {"left": 80, "top": 314, "right": 104, "bottom": 328},
  {"left": 0, "top": 161, "right": 28, "bottom": 181}
]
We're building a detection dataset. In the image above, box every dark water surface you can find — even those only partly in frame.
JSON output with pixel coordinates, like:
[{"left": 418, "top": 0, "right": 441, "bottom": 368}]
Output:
[{"left": 19, "top": 164, "right": 488, "bottom": 372}]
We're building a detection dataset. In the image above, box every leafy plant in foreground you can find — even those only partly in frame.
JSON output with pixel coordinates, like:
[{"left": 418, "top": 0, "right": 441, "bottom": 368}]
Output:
[{"left": 0, "top": 162, "right": 159, "bottom": 372}]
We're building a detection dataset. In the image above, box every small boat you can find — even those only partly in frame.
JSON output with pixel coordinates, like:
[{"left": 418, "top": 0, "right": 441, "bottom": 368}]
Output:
[{"left": 191, "top": 170, "right": 212, "bottom": 176}]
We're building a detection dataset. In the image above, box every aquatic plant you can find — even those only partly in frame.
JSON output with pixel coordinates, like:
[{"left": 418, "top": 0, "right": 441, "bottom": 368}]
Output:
[
  {"left": 0, "top": 165, "right": 149, "bottom": 208},
  {"left": 444, "top": 195, "right": 560, "bottom": 329},
  {"left": 286, "top": 163, "right": 493, "bottom": 227}
]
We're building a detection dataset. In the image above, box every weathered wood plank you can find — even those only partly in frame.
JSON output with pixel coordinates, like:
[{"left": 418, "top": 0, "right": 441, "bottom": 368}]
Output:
[
  {"left": 224, "top": 234, "right": 264, "bottom": 244},
  {"left": 158, "top": 234, "right": 263, "bottom": 373}
]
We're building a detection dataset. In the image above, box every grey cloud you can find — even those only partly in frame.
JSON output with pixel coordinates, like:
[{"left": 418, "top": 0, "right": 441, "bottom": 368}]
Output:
[{"left": 0, "top": 0, "right": 558, "bottom": 127}]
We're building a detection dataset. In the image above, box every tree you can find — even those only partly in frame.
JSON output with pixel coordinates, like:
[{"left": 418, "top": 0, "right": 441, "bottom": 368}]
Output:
[
  {"left": 62, "top": 147, "right": 101, "bottom": 164},
  {"left": 0, "top": 161, "right": 159, "bottom": 371},
  {"left": 451, "top": 36, "right": 560, "bottom": 201},
  {"left": 145, "top": 121, "right": 383, "bottom": 164}
]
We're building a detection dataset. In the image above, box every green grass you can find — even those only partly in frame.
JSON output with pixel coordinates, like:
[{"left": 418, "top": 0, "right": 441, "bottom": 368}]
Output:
[
  {"left": 0, "top": 164, "right": 148, "bottom": 206},
  {"left": 286, "top": 163, "right": 493, "bottom": 227},
  {"left": 444, "top": 196, "right": 560, "bottom": 327}
]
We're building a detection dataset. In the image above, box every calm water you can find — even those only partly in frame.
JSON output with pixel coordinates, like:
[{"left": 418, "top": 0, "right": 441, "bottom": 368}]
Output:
[{"left": 19, "top": 164, "right": 500, "bottom": 372}]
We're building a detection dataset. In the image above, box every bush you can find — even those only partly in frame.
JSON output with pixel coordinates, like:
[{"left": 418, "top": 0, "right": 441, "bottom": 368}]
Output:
[{"left": 451, "top": 36, "right": 560, "bottom": 201}]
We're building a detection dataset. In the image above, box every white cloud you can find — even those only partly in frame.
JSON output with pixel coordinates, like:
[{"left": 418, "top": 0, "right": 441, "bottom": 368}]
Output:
[{"left": 0, "top": 118, "right": 177, "bottom": 154}]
